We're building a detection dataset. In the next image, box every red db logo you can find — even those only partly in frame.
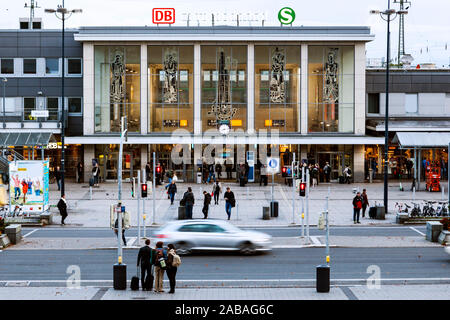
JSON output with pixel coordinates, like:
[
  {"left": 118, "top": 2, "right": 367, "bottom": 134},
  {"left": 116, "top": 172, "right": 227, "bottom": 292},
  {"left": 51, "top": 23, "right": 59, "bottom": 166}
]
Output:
[{"left": 152, "top": 8, "right": 175, "bottom": 24}]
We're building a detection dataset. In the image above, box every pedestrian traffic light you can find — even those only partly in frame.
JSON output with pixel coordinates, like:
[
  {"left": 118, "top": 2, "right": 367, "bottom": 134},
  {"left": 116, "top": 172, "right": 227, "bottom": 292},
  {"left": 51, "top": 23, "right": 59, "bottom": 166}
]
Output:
[
  {"left": 141, "top": 183, "right": 148, "bottom": 198},
  {"left": 299, "top": 182, "right": 306, "bottom": 197},
  {"left": 156, "top": 166, "right": 161, "bottom": 174},
  {"left": 282, "top": 166, "right": 287, "bottom": 177}
]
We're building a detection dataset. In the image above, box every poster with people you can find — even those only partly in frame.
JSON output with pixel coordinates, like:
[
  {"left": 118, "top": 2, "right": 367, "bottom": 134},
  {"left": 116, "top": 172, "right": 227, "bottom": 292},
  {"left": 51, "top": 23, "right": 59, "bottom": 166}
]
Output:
[{"left": 9, "top": 160, "right": 50, "bottom": 214}]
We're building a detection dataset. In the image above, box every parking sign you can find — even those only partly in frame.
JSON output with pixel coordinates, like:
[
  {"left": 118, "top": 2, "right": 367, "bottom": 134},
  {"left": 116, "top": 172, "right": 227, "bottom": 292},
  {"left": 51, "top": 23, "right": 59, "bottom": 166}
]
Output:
[{"left": 152, "top": 8, "right": 175, "bottom": 24}]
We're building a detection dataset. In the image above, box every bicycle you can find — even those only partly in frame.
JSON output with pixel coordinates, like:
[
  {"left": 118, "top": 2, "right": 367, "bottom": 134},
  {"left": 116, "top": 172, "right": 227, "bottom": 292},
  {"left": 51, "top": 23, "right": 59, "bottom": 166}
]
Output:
[
  {"left": 395, "top": 202, "right": 409, "bottom": 214},
  {"left": 436, "top": 201, "right": 449, "bottom": 217},
  {"left": 410, "top": 202, "right": 422, "bottom": 217},
  {"left": 422, "top": 200, "right": 436, "bottom": 217}
]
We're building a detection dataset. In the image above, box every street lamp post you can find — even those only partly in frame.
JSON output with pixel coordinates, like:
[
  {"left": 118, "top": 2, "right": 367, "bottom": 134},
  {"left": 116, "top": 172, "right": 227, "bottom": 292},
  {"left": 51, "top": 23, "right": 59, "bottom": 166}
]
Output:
[
  {"left": 371, "top": 3, "right": 408, "bottom": 214},
  {"left": 2, "top": 78, "right": 7, "bottom": 128},
  {"left": 45, "top": 2, "right": 82, "bottom": 197}
]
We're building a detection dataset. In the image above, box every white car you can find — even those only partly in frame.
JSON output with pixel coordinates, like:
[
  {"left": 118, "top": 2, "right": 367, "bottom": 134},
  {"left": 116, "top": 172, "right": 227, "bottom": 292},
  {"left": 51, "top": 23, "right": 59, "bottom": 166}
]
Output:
[{"left": 152, "top": 219, "right": 272, "bottom": 255}]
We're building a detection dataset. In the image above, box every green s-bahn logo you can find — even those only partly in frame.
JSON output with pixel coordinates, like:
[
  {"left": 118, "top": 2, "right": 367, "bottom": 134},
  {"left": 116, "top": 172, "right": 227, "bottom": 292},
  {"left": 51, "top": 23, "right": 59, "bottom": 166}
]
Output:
[{"left": 278, "top": 7, "right": 295, "bottom": 25}]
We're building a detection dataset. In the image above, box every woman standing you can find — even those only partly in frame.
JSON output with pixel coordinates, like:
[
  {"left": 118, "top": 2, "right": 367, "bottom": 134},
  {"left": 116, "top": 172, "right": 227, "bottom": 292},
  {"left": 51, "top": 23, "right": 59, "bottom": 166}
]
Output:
[
  {"left": 224, "top": 187, "right": 235, "bottom": 220},
  {"left": 154, "top": 241, "right": 167, "bottom": 293},
  {"left": 166, "top": 244, "right": 180, "bottom": 294}
]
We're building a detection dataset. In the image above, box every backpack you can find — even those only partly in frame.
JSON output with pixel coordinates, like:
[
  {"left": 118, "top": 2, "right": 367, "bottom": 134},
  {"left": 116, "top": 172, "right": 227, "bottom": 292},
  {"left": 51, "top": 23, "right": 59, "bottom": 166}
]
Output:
[
  {"left": 171, "top": 252, "right": 182, "bottom": 267},
  {"left": 154, "top": 249, "right": 167, "bottom": 270}
]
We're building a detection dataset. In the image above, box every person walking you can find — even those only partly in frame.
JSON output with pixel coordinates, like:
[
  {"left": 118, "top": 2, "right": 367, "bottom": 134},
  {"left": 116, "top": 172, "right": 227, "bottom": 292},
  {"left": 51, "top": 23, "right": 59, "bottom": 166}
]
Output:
[
  {"left": 166, "top": 243, "right": 180, "bottom": 294},
  {"left": 114, "top": 214, "right": 127, "bottom": 246},
  {"left": 57, "top": 194, "right": 68, "bottom": 225},
  {"left": 224, "top": 187, "right": 235, "bottom": 220},
  {"left": 202, "top": 190, "right": 212, "bottom": 219},
  {"left": 137, "top": 239, "right": 155, "bottom": 291},
  {"left": 181, "top": 187, "right": 195, "bottom": 219},
  {"left": 145, "top": 162, "right": 151, "bottom": 181},
  {"left": 92, "top": 163, "right": 99, "bottom": 187},
  {"left": 311, "top": 164, "right": 319, "bottom": 187},
  {"left": 352, "top": 192, "right": 363, "bottom": 224},
  {"left": 212, "top": 181, "right": 221, "bottom": 205},
  {"left": 153, "top": 241, "right": 167, "bottom": 293},
  {"left": 215, "top": 163, "right": 222, "bottom": 179},
  {"left": 344, "top": 166, "right": 352, "bottom": 184},
  {"left": 55, "top": 166, "right": 62, "bottom": 191},
  {"left": 361, "top": 189, "right": 369, "bottom": 218},
  {"left": 167, "top": 180, "right": 177, "bottom": 205},
  {"left": 323, "top": 162, "right": 331, "bottom": 183},
  {"left": 77, "top": 162, "right": 83, "bottom": 183},
  {"left": 206, "top": 163, "right": 216, "bottom": 183},
  {"left": 225, "top": 160, "right": 233, "bottom": 180}
]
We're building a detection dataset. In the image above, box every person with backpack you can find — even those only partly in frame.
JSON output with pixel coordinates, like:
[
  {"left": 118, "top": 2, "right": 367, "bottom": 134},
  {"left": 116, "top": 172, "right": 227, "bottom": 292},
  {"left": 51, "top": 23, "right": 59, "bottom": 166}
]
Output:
[
  {"left": 352, "top": 192, "right": 363, "bottom": 224},
  {"left": 311, "top": 164, "right": 319, "bottom": 187},
  {"left": 206, "top": 163, "right": 216, "bottom": 183},
  {"left": 224, "top": 187, "right": 235, "bottom": 220},
  {"left": 323, "top": 162, "right": 331, "bottom": 182},
  {"left": 202, "top": 191, "right": 212, "bottom": 219},
  {"left": 137, "top": 239, "right": 155, "bottom": 291},
  {"left": 166, "top": 243, "right": 181, "bottom": 294},
  {"left": 167, "top": 180, "right": 177, "bottom": 205},
  {"left": 181, "top": 187, "right": 195, "bottom": 219},
  {"left": 344, "top": 166, "right": 352, "bottom": 184},
  {"left": 57, "top": 194, "right": 68, "bottom": 225},
  {"left": 153, "top": 241, "right": 167, "bottom": 293},
  {"left": 212, "top": 181, "right": 221, "bottom": 205},
  {"left": 361, "top": 189, "right": 369, "bottom": 218}
]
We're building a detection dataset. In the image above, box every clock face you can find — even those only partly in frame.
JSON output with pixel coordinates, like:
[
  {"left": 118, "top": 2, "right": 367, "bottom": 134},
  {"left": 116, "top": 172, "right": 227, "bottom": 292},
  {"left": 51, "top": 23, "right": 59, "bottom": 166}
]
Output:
[{"left": 219, "top": 124, "right": 230, "bottom": 135}]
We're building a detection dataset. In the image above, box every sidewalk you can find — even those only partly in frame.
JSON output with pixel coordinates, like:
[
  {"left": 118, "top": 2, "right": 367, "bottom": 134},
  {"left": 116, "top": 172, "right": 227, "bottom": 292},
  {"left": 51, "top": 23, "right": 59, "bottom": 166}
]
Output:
[
  {"left": 44, "top": 180, "right": 449, "bottom": 228},
  {"left": 0, "top": 284, "right": 448, "bottom": 300}
]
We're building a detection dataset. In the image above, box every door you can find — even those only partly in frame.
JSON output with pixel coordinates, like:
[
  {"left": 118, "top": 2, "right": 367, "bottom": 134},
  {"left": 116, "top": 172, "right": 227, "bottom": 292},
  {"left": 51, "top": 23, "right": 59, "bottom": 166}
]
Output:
[{"left": 330, "top": 152, "right": 344, "bottom": 181}]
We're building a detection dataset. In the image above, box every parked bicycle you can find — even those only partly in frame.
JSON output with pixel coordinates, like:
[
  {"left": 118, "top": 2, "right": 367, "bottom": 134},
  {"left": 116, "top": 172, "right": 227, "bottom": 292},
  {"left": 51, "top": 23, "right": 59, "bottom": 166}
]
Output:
[
  {"left": 436, "top": 201, "right": 449, "bottom": 217},
  {"left": 422, "top": 200, "right": 436, "bottom": 217},
  {"left": 410, "top": 202, "right": 422, "bottom": 217},
  {"left": 395, "top": 202, "right": 409, "bottom": 213}
]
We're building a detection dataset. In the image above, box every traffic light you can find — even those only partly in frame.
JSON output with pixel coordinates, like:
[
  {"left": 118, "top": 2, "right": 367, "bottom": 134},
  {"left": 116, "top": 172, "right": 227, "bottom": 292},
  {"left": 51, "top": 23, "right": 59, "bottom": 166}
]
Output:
[
  {"left": 141, "top": 183, "right": 148, "bottom": 198},
  {"left": 299, "top": 182, "right": 306, "bottom": 197},
  {"left": 156, "top": 166, "right": 161, "bottom": 174},
  {"left": 282, "top": 166, "right": 287, "bottom": 177}
]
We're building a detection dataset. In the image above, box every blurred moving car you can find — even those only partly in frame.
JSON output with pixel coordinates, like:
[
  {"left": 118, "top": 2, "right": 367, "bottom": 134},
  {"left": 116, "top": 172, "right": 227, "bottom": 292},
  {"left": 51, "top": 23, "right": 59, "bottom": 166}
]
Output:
[
  {"left": 153, "top": 219, "right": 272, "bottom": 255},
  {"left": 445, "top": 245, "right": 450, "bottom": 256}
]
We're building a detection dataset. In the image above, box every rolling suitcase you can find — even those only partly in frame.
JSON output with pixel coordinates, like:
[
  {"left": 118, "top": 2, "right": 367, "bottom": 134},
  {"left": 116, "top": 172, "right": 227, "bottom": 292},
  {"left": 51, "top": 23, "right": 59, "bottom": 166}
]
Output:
[
  {"left": 131, "top": 267, "right": 139, "bottom": 291},
  {"left": 369, "top": 206, "right": 377, "bottom": 219}
]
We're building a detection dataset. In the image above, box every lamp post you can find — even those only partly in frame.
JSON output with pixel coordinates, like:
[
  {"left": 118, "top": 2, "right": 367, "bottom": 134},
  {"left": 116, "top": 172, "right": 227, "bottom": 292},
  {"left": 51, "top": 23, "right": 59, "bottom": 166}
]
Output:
[
  {"left": 371, "top": 2, "right": 408, "bottom": 213},
  {"left": 2, "top": 78, "right": 6, "bottom": 129},
  {"left": 45, "top": 2, "right": 82, "bottom": 197}
]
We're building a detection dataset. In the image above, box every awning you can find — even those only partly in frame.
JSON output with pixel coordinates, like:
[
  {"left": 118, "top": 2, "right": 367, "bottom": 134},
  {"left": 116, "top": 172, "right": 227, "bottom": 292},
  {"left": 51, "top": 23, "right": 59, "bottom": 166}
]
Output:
[
  {"left": 393, "top": 132, "right": 450, "bottom": 148},
  {"left": 0, "top": 132, "right": 54, "bottom": 147}
]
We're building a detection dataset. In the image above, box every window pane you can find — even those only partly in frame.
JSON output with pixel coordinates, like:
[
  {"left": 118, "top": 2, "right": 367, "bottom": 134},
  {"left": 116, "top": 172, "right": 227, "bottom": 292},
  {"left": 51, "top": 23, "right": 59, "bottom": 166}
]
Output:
[
  {"left": 405, "top": 94, "right": 418, "bottom": 113},
  {"left": 68, "top": 59, "right": 82, "bottom": 74},
  {"left": 24, "top": 98, "right": 36, "bottom": 120},
  {"left": 47, "top": 98, "right": 59, "bottom": 120},
  {"left": 1, "top": 59, "right": 14, "bottom": 74},
  {"left": 368, "top": 93, "right": 379, "bottom": 113},
  {"left": 46, "top": 58, "right": 59, "bottom": 74},
  {"left": 68, "top": 97, "right": 81, "bottom": 113},
  {"left": 23, "top": 59, "right": 36, "bottom": 74}
]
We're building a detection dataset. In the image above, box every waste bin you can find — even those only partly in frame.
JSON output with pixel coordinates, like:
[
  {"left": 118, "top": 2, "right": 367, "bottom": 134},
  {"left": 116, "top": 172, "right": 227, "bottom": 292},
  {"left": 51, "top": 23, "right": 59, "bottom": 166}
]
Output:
[
  {"left": 262, "top": 207, "right": 270, "bottom": 220},
  {"left": 375, "top": 207, "right": 385, "bottom": 220},
  {"left": 270, "top": 201, "right": 278, "bottom": 218},
  {"left": 316, "top": 264, "right": 330, "bottom": 293},
  {"left": 113, "top": 263, "right": 127, "bottom": 290},
  {"left": 426, "top": 221, "right": 443, "bottom": 242},
  {"left": 178, "top": 206, "right": 186, "bottom": 220},
  {"left": 196, "top": 172, "right": 202, "bottom": 184}
]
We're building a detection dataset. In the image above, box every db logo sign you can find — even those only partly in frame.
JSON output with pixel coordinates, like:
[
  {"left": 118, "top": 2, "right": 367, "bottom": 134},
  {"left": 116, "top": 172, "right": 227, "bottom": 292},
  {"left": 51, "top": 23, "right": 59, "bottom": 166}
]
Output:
[{"left": 152, "top": 8, "right": 175, "bottom": 24}]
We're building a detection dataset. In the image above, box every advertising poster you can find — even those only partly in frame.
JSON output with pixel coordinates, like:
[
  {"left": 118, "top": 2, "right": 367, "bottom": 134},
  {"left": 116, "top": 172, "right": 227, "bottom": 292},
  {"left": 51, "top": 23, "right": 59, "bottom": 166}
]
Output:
[{"left": 9, "top": 160, "right": 50, "bottom": 214}]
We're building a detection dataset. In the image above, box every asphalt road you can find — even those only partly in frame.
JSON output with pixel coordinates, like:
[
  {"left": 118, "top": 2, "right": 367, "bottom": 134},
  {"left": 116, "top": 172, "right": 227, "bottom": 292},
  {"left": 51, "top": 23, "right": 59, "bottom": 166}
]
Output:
[
  {"left": 0, "top": 247, "right": 448, "bottom": 282},
  {"left": 22, "top": 226, "right": 427, "bottom": 238}
]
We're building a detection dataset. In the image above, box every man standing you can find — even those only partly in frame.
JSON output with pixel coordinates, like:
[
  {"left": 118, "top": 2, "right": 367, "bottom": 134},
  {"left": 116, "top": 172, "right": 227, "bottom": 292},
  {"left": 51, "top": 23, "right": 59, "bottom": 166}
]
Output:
[
  {"left": 167, "top": 180, "right": 177, "bottom": 205},
  {"left": 181, "top": 187, "right": 195, "bottom": 219},
  {"left": 77, "top": 162, "right": 83, "bottom": 183},
  {"left": 361, "top": 189, "right": 369, "bottom": 218},
  {"left": 57, "top": 194, "right": 68, "bottom": 225},
  {"left": 137, "top": 239, "right": 155, "bottom": 291},
  {"left": 114, "top": 214, "right": 127, "bottom": 246},
  {"left": 202, "top": 191, "right": 212, "bottom": 219},
  {"left": 352, "top": 192, "right": 363, "bottom": 224},
  {"left": 225, "top": 160, "right": 233, "bottom": 180},
  {"left": 212, "top": 181, "right": 221, "bottom": 205},
  {"left": 323, "top": 162, "right": 331, "bottom": 183},
  {"left": 55, "top": 166, "right": 62, "bottom": 191},
  {"left": 224, "top": 187, "right": 235, "bottom": 220}
]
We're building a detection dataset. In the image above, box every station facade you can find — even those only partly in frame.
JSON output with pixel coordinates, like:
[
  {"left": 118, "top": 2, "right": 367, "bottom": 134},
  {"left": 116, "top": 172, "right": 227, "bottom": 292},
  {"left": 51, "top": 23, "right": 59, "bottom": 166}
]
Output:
[{"left": 64, "top": 26, "right": 382, "bottom": 183}]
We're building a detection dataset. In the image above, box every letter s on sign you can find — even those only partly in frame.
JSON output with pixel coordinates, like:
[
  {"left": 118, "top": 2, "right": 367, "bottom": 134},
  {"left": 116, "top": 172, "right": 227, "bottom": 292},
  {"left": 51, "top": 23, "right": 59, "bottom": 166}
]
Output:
[{"left": 278, "top": 7, "right": 295, "bottom": 25}]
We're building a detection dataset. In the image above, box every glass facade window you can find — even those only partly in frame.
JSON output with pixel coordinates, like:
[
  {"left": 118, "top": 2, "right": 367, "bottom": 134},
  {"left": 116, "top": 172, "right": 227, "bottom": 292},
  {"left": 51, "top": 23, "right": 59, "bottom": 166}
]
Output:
[
  {"left": 308, "top": 46, "right": 354, "bottom": 133},
  {"left": 367, "top": 93, "right": 379, "bottom": 114},
  {"left": 254, "top": 46, "right": 300, "bottom": 132},
  {"left": 23, "top": 59, "right": 36, "bottom": 74},
  {"left": 1, "top": 59, "right": 14, "bottom": 74},
  {"left": 68, "top": 97, "right": 82, "bottom": 114},
  {"left": 148, "top": 45, "right": 194, "bottom": 132},
  {"left": 47, "top": 97, "right": 59, "bottom": 121},
  {"left": 94, "top": 46, "right": 141, "bottom": 133},
  {"left": 201, "top": 46, "right": 247, "bottom": 131},
  {"left": 46, "top": 58, "right": 59, "bottom": 74},
  {"left": 23, "top": 97, "right": 36, "bottom": 121},
  {"left": 68, "top": 58, "right": 82, "bottom": 74}
]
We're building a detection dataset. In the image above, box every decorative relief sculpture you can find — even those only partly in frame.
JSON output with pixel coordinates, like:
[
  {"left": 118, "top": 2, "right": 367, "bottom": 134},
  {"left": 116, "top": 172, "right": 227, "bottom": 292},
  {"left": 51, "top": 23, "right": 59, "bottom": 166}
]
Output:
[
  {"left": 163, "top": 49, "right": 178, "bottom": 103},
  {"left": 323, "top": 48, "right": 339, "bottom": 103},
  {"left": 208, "top": 48, "right": 237, "bottom": 122},
  {"left": 110, "top": 51, "right": 125, "bottom": 104},
  {"left": 270, "top": 47, "right": 286, "bottom": 103}
]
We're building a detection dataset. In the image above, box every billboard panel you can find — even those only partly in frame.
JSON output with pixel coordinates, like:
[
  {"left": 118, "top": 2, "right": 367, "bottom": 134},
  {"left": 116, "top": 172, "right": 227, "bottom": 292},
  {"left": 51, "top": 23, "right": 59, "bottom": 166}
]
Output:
[{"left": 9, "top": 160, "right": 50, "bottom": 214}]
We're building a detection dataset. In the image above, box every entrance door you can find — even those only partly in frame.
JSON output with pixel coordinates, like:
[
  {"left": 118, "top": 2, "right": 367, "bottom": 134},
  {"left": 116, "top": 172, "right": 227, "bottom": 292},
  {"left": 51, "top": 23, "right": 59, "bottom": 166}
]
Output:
[{"left": 318, "top": 152, "right": 344, "bottom": 181}]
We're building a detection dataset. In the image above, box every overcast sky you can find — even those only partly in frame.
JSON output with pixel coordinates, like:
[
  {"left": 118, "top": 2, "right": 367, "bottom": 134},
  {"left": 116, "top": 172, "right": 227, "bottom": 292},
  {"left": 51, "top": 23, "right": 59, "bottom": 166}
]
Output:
[{"left": 0, "top": 0, "right": 449, "bottom": 66}]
